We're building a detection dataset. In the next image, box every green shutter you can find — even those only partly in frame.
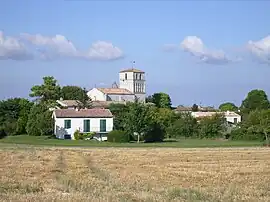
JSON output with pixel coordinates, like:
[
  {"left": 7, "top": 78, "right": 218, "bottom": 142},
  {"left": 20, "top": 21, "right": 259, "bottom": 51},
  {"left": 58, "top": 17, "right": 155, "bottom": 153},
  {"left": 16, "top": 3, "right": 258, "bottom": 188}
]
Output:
[
  {"left": 64, "top": 120, "right": 71, "bottom": 129},
  {"left": 83, "top": 120, "right": 90, "bottom": 132},
  {"left": 100, "top": 119, "right": 106, "bottom": 132}
]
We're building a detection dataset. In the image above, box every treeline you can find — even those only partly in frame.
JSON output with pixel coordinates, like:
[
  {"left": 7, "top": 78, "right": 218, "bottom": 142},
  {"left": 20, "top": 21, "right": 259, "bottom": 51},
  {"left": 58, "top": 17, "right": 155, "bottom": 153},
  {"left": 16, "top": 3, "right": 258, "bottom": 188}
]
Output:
[
  {"left": 0, "top": 75, "right": 270, "bottom": 144},
  {"left": 0, "top": 76, "right": 91, "bottom": 138}
]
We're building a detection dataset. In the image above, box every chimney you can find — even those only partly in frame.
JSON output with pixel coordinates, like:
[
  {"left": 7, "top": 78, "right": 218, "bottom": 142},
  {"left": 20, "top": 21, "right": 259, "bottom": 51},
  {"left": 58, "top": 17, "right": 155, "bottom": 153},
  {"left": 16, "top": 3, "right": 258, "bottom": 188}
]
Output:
[{"left": 60, "top": 97, "right": 63, "bottom": 101}]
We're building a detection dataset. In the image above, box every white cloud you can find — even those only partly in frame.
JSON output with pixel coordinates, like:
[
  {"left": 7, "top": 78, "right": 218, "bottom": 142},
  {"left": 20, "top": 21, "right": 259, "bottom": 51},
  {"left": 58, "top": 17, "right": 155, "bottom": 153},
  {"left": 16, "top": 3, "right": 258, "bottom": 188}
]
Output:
[
  {"left": 20, "top": 33, "right": 124, "bottom": 61},
  {"left": 247, "top": 35, "right": 270, "bottom": 63},
  {"left": 180, "top": 36, "right": 231, "bottom": 64},
  {"left": 85, "top": 41, "right": 124, "bottom": 60},
  {"left": 0, "top": 31, "right": 32, "bottom": 60}
]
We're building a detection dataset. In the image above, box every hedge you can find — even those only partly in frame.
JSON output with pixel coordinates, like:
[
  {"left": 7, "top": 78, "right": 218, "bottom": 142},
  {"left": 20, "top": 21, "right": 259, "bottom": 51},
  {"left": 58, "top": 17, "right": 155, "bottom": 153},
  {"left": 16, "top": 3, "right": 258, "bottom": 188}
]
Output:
[{"left": 107, "top": 130, "right": 129, "bottom": 143}]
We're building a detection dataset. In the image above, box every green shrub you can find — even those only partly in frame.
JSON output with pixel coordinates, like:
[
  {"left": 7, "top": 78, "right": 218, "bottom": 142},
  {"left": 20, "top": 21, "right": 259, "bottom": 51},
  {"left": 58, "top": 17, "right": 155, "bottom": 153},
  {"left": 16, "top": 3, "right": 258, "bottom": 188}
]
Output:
[
  {"left": 74, "top": 130, "right": 81, "bottom": 140},
  {"left": 144, "top": 124, "right": 165, "bottom": 142},
  {"left": 74, "top": 130, "right": 96, "bottom": 140},
  {"left": 0, "top": 127, "right": 7, "bottom": 139},
  {"left": 107, "top": 130, "right": 129, "bottom": 143}
]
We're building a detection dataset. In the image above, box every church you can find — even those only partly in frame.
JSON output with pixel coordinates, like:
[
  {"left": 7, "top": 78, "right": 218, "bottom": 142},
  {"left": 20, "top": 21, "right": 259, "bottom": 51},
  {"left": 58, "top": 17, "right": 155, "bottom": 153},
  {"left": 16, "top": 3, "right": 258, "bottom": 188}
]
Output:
[{"left": 87, "top": 68, "right": 146, "bottom": 103}]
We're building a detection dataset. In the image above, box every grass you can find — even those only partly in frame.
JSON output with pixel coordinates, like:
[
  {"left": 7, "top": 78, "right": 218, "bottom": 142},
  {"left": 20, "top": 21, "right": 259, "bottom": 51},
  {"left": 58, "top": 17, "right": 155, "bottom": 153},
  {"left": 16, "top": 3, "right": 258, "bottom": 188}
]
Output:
[
  {"left": 0, "top": 135, "right": 264, "bottom": 148},
  {"left": 0, "top": 146, "right": 269, "bottom": 201}
]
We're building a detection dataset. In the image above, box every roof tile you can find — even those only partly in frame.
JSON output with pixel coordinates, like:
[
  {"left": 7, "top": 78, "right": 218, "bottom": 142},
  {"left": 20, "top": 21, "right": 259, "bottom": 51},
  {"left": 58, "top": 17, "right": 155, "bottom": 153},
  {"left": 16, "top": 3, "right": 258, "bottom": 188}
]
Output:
[
  {"left": 97, "top": 88, "right": 134, "bottom": 95},
  {"left": 54, "top": 108, "right": 113, "bottom": 118}
]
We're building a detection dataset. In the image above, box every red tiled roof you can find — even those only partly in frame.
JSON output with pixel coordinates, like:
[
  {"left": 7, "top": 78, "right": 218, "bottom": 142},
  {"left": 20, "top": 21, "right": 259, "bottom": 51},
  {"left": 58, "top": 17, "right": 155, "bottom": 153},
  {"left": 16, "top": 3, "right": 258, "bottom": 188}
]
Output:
[
  {"left": 119, "top": 68, "right": 144, "bottom": 73},
  {"left": 54, "top": 108, "right": 113, "bottom": 118},
  {"left": 97, "top": 88, "right": 134, "bottom": 95}
]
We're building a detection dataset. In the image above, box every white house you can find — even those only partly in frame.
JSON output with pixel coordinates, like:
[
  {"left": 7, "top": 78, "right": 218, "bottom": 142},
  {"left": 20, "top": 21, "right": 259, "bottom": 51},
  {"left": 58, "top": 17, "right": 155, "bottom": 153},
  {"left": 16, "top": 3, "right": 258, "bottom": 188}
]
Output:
[
  {"left": 52, "top": 108, "right": 113, "bottom": 141},
  {"left": 191, "top": 111, "right": 241, "bottom": 124},
  {"left": 87, "top": 68, "right": 146, "bottom": 103}
]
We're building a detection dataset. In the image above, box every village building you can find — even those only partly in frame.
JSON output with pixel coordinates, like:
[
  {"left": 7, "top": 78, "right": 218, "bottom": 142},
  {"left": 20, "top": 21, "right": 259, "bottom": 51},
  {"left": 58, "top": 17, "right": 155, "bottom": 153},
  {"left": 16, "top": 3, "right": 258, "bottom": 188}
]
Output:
[
  {"left": 52, "top": 108, "right": 113, "bottom": 141},
  {"left": 87, "top": 68, "right": 146, "bottom": 103}
]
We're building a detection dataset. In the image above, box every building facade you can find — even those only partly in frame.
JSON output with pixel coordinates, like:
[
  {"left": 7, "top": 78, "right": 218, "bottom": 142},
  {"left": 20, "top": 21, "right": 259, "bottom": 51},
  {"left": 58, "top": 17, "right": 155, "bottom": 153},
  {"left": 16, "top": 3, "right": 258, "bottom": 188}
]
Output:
[
  {"left": 52, "top": 108, "right": 113, "bottom": 141},
  {"left": 87, "top": 68, "right": 146, "bottom": 103}
]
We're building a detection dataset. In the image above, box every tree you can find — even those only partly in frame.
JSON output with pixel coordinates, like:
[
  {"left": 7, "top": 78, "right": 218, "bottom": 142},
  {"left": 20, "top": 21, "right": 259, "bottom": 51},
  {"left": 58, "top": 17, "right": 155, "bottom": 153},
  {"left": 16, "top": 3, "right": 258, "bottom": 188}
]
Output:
[
  {"left": 234, "top": 110, "right": 270, "bottom": 143},
  {"left": 26, "top": 104, "right": 53, "bottom": 136},
  {"left": 155, "top": 108, "right": 177, "bottom": 138},
  {"left": 151, "top": 92, "right": 172, "bottom": 109},
  {"left": 123, "top": 100, "right": 163, "bottom": 142},
  {"left": 30, "top": 76, "right": 61, "bottom": 104},
  {"left": 61, "top": 85, "right": 87, "bottom": 101},
  {"left": 108, "top": 103, "right": 128, "bottom": 130},
  {"left": 77, "top": 88, "right": 92, "bottom": 109},
  {"left": 167, "top": 113, "right": 198, "bottom": 138},
  {"left": 198, "top": 114, "right": 225, "bottom": 139},
  {"left": 16, "top": 99, "right": 34, "bottom": 134},
  {"left": 219, "top": 102, "right": 238, "bottom": 112},
  {"left": 0, "top": 98, "right": 33, "bottom": 135},
  {"left": 241, "top": 89, "right": 269, "bottom": 114},
  {"left": 192, "top": 104, "right": 199, "bottom": 112}
]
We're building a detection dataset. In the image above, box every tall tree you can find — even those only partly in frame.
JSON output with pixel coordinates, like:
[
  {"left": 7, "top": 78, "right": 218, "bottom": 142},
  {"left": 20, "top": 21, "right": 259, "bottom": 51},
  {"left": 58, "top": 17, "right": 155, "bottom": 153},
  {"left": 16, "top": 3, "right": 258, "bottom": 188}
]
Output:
[
  {"left": 167, "top": 112, "right": 198, "bottom": 138},
  {"left": 77, "top": 88, "right": 92, "bottom": 109},
  {"left": 155, "top": 108, "right": 177, "bottom": 138},
  {"left": 219, "top": 102, "right": 238, "bottom": 112},
  {"left": 241, "top": 89, "right": 269, "bottom": 114},
  {"left": 30, "top": 76, "right": 61, "bottom": 104},
  {"left": 151, "top": 92, "right": 172, "bottom": 109},
  {"left": 0, "top": 98, "right": 33, "bottom": 135},
  {"left": 61, "top": 85, "right": 87, "bottom": 100},
  {"left": 26, "top": 104, "right": 53, "bottom": 136},
  {"left": 123, "top": 100, "right": 161, "bottom": 143},
  {"left": 108, "top": 103, "right": 128, "bottom": 130},
  {"left": 16, "top": 99, "right": 34, "bottom": 134}
]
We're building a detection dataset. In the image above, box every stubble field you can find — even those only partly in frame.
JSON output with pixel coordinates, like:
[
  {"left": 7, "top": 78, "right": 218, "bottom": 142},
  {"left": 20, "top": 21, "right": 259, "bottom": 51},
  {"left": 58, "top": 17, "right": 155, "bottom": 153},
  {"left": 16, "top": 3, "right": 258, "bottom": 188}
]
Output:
[{"left": 0, "top": 146, "right": 270, "bottom": 202}]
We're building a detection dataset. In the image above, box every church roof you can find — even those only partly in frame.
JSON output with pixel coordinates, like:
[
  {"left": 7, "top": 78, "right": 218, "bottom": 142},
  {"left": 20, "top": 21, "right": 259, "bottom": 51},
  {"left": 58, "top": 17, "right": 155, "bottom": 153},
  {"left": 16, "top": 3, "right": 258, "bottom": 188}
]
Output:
[
  {"left": 97, "top": 88, "right": 134, "bottom": 95},
  {"left": 119, "top": 68, "right": 145, "bottom": 73}
]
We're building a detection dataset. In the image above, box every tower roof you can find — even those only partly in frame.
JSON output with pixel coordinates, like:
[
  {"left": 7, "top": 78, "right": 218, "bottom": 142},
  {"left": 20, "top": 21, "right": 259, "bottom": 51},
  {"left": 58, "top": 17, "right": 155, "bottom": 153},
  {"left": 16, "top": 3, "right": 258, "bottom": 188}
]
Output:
[{"left": 119, "top": 68, "right": 145, "bottom": 73}]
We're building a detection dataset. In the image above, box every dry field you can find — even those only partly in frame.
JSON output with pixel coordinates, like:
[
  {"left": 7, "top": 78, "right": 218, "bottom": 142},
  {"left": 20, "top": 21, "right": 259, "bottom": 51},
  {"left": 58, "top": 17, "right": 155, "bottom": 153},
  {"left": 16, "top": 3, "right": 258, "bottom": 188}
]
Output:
[{"left": 0, "top": 146, "right": 270, "bottom": 202}]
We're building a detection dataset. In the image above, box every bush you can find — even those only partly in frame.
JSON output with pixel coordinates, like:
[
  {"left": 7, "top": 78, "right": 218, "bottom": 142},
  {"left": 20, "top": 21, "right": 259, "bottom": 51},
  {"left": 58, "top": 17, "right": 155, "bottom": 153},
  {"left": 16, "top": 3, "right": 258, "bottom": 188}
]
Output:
[
  {"left": 74, "top": 130, "right": 96, "bottom": 140},
  {"left": 144, "top": 124, "right": 165, "bottom": 142},
  {"left": 74, "top": 130, "right": 81, "bottom": 140},
  {"left": 107, "top": 130, "right": 129, "bottom": 143},
  {"left": 0, "top": 127, "right": 7, "bottom": 139}
]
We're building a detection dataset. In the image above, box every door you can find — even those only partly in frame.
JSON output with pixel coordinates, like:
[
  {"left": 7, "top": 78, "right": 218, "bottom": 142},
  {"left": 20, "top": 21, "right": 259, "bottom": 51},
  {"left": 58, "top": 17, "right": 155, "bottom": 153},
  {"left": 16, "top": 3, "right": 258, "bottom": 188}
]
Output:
[{"left": 100, "top": 119, "right": 106, "bottom": 132}]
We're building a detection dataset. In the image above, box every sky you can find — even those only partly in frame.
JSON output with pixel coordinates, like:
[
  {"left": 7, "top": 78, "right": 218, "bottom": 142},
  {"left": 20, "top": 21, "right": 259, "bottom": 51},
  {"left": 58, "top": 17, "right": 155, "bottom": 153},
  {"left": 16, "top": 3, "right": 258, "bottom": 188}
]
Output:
[{"left": 1, "top": 0, "right": 270, "bottom": 107}]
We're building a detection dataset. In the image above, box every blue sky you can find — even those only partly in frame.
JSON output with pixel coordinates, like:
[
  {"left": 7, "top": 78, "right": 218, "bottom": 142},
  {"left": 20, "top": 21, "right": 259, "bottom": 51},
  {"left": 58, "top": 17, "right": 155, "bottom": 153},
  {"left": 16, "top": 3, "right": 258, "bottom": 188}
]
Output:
[{"left": 1, "top": 1, "right": 270, "bottom": 107}]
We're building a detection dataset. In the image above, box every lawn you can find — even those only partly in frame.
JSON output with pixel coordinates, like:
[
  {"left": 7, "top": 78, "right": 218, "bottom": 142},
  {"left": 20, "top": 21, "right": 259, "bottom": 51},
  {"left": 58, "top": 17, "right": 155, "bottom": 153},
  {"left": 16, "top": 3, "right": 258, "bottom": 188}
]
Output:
[
  {"left": 0, "top": 135, "right": 264, "bottom": 148},
  {"left": 0, "top": 146, "right": 269, "bottom": 201}
]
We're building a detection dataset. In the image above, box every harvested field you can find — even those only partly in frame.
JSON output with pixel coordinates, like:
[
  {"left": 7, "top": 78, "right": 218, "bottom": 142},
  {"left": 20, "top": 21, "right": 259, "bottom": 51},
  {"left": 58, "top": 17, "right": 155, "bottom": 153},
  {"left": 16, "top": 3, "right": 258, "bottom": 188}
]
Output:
[{"left": 0, "top": 146, "right": 269, "bottom": 202}]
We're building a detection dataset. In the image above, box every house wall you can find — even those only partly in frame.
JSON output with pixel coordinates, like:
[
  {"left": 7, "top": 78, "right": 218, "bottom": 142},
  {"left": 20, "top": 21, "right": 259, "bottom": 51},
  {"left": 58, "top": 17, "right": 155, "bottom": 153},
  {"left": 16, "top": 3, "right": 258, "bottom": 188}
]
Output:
[
  {"left": 54, "top": 117, "right": 113, "bottom": 140},
  {"left": 87, "top": 88, "right": 106, "bottom": 101},
  {"left": 225, "top": 115, "right": 241, "bottom": 123},
  {"left": 107, "top": 94, "right": 135, "bottom": 102},
  {"left": 191, "top": 112, "right": 242, "bottom": 124}
]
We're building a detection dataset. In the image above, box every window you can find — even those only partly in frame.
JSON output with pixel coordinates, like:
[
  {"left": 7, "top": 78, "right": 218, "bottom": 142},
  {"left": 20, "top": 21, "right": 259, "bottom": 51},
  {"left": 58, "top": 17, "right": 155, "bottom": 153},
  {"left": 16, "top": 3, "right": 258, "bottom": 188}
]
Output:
[
  {"left": 64, "top": 120, "right": 71, "bottom": 129},
  {"left": 139, "top": 74, "right": 142, "bottom": 80},
  {"left": 100, "top": 119, "right": 106, "bottom": 132},
  {"left": 125, "top": 73, "right": 127, "bottom": 80},
  {"left": 234, "top": 118, "right": 237, "bottom": 124},
  {"left": 83, "top": 120, "right": 90, "bottom": 132}
]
